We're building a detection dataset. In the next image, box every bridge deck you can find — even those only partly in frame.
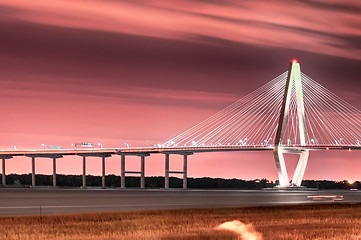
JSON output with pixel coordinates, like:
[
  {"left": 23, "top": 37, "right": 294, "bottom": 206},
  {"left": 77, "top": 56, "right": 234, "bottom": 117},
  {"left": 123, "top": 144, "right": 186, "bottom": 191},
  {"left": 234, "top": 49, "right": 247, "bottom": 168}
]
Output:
[{"left": 0, "top": 145, "right": 359, "bottom": 158}]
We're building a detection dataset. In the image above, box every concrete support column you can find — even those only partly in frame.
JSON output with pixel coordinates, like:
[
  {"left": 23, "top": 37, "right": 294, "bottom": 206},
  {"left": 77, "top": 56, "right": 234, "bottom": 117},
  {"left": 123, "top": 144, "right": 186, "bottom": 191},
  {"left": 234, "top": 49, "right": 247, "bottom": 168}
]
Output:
[
  {"left": 183, "top": 155, "right": 188, "bottom": 189},
  {"left": 121, "top": 155, "right": 125, "bottom": 189},
  {"left": 102, "top": 156, "right": 106, "bottom": 188},
  {"left": 273, "top": 148, "right": 289, "bottom": 187},
  {"left": 52, "top": 158, "right": 57, "bottom": 187},
  {"left": 1, "top": 159, "right": 5, "bottom": 187},
  {"left": 31, "top": 157, "right": 36, "bottom": 188},
  {"left": 140, "top": 155, "right": 145, "bottom": 189},
  {"left": 165, "top": 154, "right": 169, "bottom": 189},
  {"left": 291, "top": 150, "right": 310, "bottom": 186},
  {"left": 82, "top": 156, "right": 86, "bottom": 188}
]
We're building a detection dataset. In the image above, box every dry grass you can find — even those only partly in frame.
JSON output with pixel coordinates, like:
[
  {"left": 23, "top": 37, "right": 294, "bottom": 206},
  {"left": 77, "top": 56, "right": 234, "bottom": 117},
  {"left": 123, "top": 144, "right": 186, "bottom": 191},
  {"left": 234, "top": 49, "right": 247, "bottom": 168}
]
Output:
[{"left": 0, "top": 204, "right": 360, "bottom": 239}]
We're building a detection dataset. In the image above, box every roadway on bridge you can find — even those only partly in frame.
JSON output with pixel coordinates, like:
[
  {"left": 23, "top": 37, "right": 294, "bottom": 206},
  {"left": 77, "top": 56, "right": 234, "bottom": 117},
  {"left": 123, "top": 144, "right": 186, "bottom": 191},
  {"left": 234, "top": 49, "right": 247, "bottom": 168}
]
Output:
[{"left": 0, "top": 188, "right": 360, "bottom": 216}]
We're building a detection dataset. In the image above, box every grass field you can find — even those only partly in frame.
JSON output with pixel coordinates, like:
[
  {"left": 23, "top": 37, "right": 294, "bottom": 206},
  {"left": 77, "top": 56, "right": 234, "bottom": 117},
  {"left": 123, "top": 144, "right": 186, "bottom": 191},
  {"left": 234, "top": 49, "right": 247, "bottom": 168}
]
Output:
[{"left": 0, "top": 203, "right": 360, "bottom": 239}]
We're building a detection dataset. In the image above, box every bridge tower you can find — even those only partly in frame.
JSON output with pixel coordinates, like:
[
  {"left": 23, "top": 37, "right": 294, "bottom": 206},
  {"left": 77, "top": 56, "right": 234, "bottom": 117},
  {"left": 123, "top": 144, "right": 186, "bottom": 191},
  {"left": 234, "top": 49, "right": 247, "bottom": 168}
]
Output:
[{"left": 274, "top": 60, "right": 309, "bottom": 187}]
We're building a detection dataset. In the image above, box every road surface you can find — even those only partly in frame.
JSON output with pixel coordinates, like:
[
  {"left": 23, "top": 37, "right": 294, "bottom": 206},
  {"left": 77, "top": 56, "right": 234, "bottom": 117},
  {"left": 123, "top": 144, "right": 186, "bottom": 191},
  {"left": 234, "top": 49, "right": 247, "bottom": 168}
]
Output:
[{"left": 0, "top": 188, "right": 360, "bottom": 216}]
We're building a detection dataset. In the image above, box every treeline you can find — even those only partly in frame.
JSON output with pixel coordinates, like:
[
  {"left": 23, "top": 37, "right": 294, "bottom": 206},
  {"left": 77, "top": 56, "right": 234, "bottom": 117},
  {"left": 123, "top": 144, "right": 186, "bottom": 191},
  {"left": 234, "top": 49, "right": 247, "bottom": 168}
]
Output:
[
  {"left": 0, "top": 174, "right": 360, "bottom": 189},
  {"left": 302, "top": 180, "right": 360, "bottom": 189}
]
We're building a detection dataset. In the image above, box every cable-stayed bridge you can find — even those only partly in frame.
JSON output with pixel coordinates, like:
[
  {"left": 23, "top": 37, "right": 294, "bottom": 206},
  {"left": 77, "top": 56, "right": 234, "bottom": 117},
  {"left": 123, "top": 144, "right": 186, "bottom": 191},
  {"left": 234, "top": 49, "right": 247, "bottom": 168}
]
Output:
[{"left": 1, "top": 61, "right": 360, "bottom": 189}]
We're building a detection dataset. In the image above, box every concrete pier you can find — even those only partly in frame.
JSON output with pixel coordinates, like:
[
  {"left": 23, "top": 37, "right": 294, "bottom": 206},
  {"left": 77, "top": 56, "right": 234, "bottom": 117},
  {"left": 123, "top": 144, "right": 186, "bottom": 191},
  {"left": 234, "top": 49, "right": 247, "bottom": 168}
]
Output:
[
  {"left": 31, "top": 157, "right": 35, "bottom": 187},
  {"left": 119, "top": 153, "right": 149, "bottom": 189},
  {"left": 164, "top": 152, "right": 192, "bottom": 189},
  {"left": 53, "top": 158, "right": 57, "bottom": 187},
  {"left": 121, "top": 155, "right": 125, "bottom": 189},
  {"left": 140, "top": 155, "right": 145, "bottom": 189},
  {"left": 1, "top": 159, "right": 5, "bottom": 187},
  {"left": 183, "top": 154, "right": 188, "bottom": 189},
  {"left": 102, "top": 156, "right": 106, "bottom": 188},
  {"left": 164, "top": 154, "right": 169, "bottom": 189},
  {"left": 82, "top": 156, "right": 86, "bottom": 188}
]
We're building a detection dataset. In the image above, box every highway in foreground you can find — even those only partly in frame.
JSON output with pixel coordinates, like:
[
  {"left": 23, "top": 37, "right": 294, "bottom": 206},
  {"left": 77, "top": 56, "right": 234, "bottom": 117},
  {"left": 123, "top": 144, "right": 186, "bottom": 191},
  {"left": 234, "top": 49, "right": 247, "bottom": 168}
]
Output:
[{"left": 0, "top": 188, "right": 360, "bottom": 216}]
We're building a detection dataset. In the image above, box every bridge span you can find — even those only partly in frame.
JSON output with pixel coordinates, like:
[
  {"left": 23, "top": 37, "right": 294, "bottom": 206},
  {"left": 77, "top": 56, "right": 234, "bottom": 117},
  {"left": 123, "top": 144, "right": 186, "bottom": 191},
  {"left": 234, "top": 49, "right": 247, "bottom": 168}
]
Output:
[{"left": 0, "top": 145, "right": 359, "bottom": 190}]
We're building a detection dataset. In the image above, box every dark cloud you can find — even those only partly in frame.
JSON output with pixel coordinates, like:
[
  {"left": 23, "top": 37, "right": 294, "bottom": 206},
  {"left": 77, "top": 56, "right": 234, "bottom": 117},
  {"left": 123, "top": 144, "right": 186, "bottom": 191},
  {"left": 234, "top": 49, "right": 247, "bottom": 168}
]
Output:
[
  {"left": 1, "top": 19, "right": 361, "bottom": 104},
  {"left": 188, "top": 33, "right": 240, "bottom": 47},
  {"left": 297, "top": 0, "right": 361, "bottom": 14},
  {"left": 0, "top": 4, "right": 22, "bottom": 16},
  {"left": 344, "top": 35, "right": 361, "bottom": 49},
  {"left": 189, "top": 11, "right": 361, "bottom": 51},
  {"left": 181, "top": 10, "right": 361, "bottom": 64}
]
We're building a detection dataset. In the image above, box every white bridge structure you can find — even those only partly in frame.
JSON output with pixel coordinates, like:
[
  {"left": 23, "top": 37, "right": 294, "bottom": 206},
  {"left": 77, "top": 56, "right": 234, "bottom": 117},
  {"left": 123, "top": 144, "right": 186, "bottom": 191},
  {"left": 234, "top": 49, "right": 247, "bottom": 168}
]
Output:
[{"left": 1, "top": 61, "right": 361, "bottom": 189}]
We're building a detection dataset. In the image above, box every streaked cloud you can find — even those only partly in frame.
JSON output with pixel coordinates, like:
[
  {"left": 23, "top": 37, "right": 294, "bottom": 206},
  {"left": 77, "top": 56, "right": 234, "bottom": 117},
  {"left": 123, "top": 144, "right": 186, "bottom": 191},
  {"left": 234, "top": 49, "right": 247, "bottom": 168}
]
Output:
[
  {"left": 0, "top": 77, "right": 238, "bottom": 109},
  {"left": 1, "top": 0, "right": 361, "bottom": 60}
]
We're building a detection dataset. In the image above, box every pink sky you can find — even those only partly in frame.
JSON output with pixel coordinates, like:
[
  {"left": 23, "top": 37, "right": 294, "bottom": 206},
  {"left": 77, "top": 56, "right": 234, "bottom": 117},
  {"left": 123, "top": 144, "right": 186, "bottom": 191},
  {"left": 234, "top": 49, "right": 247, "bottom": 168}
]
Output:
[{"left": 0, "top": 0, "right": 360, "bottom": 181}]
